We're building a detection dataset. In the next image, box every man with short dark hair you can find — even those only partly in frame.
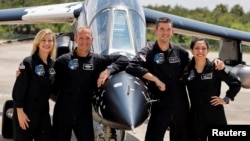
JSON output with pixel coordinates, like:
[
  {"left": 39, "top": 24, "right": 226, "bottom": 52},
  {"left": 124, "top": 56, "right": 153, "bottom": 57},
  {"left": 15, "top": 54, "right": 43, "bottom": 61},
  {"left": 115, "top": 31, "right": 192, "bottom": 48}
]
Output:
[{"left": 126, "top": 17, "right": 190, "bottom": 141}]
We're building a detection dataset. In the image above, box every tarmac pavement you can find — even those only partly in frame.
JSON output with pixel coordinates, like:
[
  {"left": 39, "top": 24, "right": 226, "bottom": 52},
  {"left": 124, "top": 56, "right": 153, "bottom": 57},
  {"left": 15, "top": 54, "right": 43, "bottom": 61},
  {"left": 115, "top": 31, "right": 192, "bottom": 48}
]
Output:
[{"left": 0, "top": 40, "right": 250, "bottom": 141}]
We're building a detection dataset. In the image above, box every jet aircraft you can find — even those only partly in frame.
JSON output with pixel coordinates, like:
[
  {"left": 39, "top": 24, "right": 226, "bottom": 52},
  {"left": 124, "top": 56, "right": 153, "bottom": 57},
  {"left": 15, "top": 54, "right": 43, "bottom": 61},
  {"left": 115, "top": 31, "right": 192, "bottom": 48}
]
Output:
[{"left": 1, "top": 0, "right": 250, "bottom": 140}]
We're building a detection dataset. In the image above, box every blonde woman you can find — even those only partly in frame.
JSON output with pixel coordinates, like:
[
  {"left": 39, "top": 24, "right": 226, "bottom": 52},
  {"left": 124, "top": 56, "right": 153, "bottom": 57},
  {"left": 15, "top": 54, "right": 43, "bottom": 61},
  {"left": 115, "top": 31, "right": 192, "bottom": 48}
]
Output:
[{"left": 12, "top": 29, "right": 56, "bottom": 141}]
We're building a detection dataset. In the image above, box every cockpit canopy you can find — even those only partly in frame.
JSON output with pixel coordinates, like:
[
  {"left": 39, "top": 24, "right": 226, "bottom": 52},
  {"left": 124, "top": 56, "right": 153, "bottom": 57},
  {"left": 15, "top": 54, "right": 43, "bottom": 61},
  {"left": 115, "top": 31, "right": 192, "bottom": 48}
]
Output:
[{"left": 82, "top": 0, "right": 147, "bottom": 56}]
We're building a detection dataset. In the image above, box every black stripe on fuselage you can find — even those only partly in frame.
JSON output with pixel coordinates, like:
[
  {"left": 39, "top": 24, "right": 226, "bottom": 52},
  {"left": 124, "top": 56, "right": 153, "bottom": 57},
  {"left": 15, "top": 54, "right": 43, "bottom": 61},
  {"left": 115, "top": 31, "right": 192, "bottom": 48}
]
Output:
[{"left": 0, "top": 8, "right": 27, "bottom": 21}]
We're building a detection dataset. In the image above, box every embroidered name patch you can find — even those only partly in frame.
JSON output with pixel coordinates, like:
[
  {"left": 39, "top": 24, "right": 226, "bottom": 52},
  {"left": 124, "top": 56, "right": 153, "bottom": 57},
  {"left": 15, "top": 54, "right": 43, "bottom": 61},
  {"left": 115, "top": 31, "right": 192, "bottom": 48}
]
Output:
[
  {"left": 201, "top": 73, "right": 213, "bottom": 80},
  {"left": 83, "top": 64, "right": 93, "bottom": 70},
  {"left": 169, "top": 56, "right": 179, "bottom": 63}
]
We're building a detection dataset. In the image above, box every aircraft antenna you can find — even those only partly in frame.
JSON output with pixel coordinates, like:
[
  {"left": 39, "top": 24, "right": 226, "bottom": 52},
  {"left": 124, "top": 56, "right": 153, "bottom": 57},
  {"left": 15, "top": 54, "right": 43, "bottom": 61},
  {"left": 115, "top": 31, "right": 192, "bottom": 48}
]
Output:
[{"left": 127, "top": 85, "right": 130, "bottom": 95}]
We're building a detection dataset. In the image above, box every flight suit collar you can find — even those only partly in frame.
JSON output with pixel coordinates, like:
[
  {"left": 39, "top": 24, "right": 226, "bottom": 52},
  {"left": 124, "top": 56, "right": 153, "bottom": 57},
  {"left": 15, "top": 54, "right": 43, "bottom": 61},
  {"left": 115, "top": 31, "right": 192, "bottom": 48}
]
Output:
[
  {"left": 71, "top": 48, "right": 92, "bottom": 59},
  {"left": 190, "top": 57, "right": 213, "bottom": 73},
  {"left": 154, "top": 41, "right": 173, "bottom": 54},
  {"left": 33, "top": 52, "right": 51, "bottom": 66}
]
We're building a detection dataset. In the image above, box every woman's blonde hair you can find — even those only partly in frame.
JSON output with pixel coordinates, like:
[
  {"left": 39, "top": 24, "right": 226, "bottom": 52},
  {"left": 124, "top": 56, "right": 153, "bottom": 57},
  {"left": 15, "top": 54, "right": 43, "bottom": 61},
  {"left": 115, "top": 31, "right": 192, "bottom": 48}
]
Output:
[{"left": 31, "top": 28, "right": 57, "bottom": 60}]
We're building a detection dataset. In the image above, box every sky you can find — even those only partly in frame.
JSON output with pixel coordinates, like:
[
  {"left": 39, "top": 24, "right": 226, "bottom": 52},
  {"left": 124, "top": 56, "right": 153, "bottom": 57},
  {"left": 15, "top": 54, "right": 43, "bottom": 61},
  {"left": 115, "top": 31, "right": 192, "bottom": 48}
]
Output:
[{"left": 140, "top": 0, "right": 250, "bottom": 12}]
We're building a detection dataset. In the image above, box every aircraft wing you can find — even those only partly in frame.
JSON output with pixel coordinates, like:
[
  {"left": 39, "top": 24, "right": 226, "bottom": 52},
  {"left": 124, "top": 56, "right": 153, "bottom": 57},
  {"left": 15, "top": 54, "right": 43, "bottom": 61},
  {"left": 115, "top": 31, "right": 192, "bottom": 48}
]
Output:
[
  {"left": 0, "top": 2, "right": 82, "bottom": 24},
  {"left": 144, "top": 8, "right": 250, "bottom": 46},
  {"left": 1, "top": 2, "right": 249, "bottom": 45}
]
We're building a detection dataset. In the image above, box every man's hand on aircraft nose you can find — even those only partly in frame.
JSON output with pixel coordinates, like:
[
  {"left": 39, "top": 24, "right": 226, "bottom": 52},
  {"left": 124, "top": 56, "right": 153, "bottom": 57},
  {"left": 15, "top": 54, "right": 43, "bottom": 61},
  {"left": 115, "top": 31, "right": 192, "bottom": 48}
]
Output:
[{"left": 97, "top": 69, "right": 109, "bottom": 87}]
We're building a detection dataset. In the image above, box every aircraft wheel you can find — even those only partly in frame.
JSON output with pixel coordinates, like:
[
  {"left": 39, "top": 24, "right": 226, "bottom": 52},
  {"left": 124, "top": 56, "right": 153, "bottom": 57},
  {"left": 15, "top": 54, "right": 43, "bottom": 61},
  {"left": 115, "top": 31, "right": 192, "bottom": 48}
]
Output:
[
  {"left": 112, "top": 129, "right": 125, "bottom": 141},
  {"left": 1, "top": 100, "right": 14, "bottom": 139},
  {"left": 119, "top": 130, "right": 126, "bottom": 141}
]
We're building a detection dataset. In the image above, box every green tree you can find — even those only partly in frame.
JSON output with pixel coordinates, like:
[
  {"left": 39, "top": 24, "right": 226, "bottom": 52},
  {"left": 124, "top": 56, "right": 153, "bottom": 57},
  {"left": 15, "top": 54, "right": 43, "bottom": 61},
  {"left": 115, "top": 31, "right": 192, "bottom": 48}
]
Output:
[
  {"left": 213, "top": 4, "right": 228, "bottom": 13},
  {"left": 230, "top": 4, "right": 244, "bottom": 16}
]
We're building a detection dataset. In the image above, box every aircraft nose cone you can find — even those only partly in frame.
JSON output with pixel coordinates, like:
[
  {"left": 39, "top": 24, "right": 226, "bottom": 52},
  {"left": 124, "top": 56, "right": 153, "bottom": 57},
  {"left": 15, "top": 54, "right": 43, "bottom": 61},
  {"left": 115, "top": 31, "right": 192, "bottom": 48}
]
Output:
[{"left": 95, "top": 71, "right": 151, "bottom": 130}]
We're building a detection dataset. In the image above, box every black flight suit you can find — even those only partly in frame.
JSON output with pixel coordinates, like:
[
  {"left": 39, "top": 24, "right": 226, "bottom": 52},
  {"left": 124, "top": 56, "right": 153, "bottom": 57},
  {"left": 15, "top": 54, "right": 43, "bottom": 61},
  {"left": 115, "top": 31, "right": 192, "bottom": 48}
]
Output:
[
  {"left": 126, "top": 42, "right": 190, "bottom": 141},
  {"left": 12, "top": 53, "right": 55, "bottom": 141},
  {"left": 52, "top": 49, "right": 128, "bottom": 141},
  {"left": 185, "top": 58, "right": 241, "bottom": 141}
]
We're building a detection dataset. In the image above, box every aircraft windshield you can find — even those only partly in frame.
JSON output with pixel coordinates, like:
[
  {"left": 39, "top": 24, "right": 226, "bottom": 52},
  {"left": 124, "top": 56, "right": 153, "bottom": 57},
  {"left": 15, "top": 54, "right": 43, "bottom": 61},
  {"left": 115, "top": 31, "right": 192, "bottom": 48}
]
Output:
[
  {"left": 111, "top": 10, "right": 132, "bottom": 50},
  {"left": 88, "top": 0, "right": 146, "bottom": 55},
  {"left": 88, "top": 8, "right": 110, "bottom": 54}
]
